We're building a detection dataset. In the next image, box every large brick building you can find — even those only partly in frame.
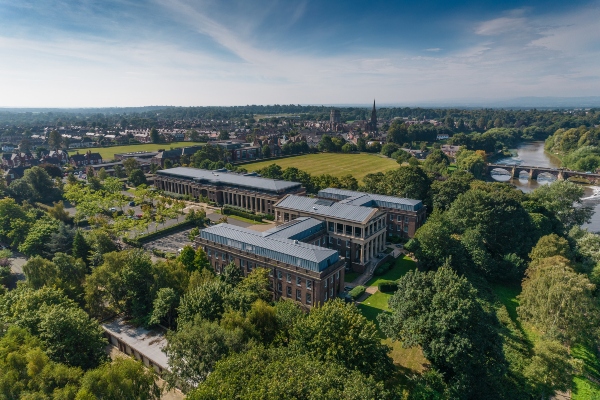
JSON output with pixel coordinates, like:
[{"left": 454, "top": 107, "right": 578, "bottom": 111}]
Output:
[
  {"left": 196, "top": 217, "right": 345, "bottom": 308},
  {"left": 316, "top": 188, "right": 427, "bottom": 238},
  {"left": 154, "top": 167, "right": 305, "bottom": 214},
  {"left": 274, "top": 195, "right": 388, "bottom": 272}
]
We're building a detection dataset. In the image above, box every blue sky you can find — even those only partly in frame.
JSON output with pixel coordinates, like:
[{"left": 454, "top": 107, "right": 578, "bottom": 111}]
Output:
[{"left": 1, "top": 0, "right": 599, "bottom": 107}]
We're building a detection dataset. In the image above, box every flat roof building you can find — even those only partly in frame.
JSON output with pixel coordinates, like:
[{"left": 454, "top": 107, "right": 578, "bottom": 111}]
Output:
[
  {"left": 154, "top": 167, "right": 305, "bottom": 214},
  {"left": 196, "top": 219, "right": 344, "bottom": 307}
]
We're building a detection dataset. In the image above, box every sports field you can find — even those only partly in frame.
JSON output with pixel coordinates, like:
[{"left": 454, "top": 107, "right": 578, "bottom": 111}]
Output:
[
  {"left": 243, "top": 153, "right": 398, "bottom": 182},
  {"left": 68, "top": 142, "right": 205, "bottom": 161}
]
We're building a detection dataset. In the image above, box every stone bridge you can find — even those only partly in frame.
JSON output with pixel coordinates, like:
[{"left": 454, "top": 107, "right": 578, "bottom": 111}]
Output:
[{"left": 486, "top": 163, "right": 600, "bottom": 183}]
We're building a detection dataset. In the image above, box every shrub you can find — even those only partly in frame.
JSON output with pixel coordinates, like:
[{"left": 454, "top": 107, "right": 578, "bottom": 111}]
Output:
[
  {"left": 378, "top": 280, "right": 398, "bottom": 293},
  {"left": 348, "top": 285, "right": 366, "bottom": 300},
  {"left": 222, "top": 205, "right": 267, "bottom": 222},
  {"left": 374, "top": 263, "right": 392, "bottom": 276}
]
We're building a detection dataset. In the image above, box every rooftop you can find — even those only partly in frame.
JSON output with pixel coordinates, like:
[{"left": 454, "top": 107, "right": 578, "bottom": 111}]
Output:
[
  {"left": 263, "top": 217, "right": 324, "bottom": 241},
  {"left": 102, "top": 318, "right": 168, "bottom": 371},
  {"left": 157, "top": 167, "right": 302, "bottom": 194},
  {"left": 275, "top": 195, "right": 378, "bottom": 223},
  {"left": 200, "top": 222, "right": 339, "bottom": 272},
  {"left": 318, "top": 188, "right": 423, "bottom": 211}
]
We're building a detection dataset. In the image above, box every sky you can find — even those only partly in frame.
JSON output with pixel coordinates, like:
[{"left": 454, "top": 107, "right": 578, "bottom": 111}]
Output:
[{"left": 1, "top": 0, "right": 599, "bottom": 107}]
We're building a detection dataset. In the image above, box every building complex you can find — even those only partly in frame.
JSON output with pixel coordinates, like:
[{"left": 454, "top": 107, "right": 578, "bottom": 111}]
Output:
[{"left": 195, "top": 218, "right": 345, "bottom": 308}]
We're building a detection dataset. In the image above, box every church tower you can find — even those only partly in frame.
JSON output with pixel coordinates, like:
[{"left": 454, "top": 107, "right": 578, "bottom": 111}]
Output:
[{"left": 370, "top": 99, "right": 378, "bottom": 132}]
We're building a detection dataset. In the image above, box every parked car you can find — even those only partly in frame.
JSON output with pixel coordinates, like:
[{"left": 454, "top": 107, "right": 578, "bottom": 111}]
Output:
[
  {"left": 109, "top": 207, "right": 117, "bottom": 212},
  {"left": 128, "top": 201, "right": 136, "bottom": 206}
]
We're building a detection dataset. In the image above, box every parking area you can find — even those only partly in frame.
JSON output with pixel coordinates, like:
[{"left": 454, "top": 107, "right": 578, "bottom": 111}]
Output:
[{"left": 142, "top": 228, "right": 194, "bottom": 254}]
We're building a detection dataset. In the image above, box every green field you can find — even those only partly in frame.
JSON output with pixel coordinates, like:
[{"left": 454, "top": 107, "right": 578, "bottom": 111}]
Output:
[
  {"left": 366, "top": 255, "right": 416, "bottom": 287},
  {"left": 68, "top": 142, "right": 205, "bottom": 161},
  {"left": 242, "top": 153, "right": 399, "bottom": 182}
]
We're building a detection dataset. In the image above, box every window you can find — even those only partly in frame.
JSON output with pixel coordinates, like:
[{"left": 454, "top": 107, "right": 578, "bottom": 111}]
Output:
[
  {"left": 330, "top": 287, "right": 334, "bottom": 297},
  {"left": 345, "top": 250, "right": 350, "bottom": 258},
  {"left": 324, "top": 279, "right": 328, "bottom": 288},
  {"left": 277, "top": 271, "right": 282, "bottom": 280},
  {"left": 240, "top": 259, "right": 246, "bottom": 268},
  {"left": 269, "top": 268, "right": 274, "bottom": 277},
  {"left": 328, "top": 222, "right": 334, "bottom": 231},
  {"left": 324, "top": 291, "right": 328, "bottom": 301},
  {"left": 286, "top": 286, "right": 292, "bottom": 297},
  {"left": 322, "top": 237, "right": 326, "bottom": 245},
  {"left": 405, "top": 216, "right": 409, "bottom": 223},
  {"left": 330, "top": 276, "right": 334, "bottom": 284},
  {"left": 306, "top": 280, "right": 312, "bottom": 290},
  {"left": 404, "top": 225, "right": 409, "bottom": 233},
  {"left": 306, "top": 293, "right": 312, "bottom": 304},
  {"left": 296, "top": 289, "right": 302, "bottom": 300},
  {"left": 215, "top": 252, "right": 219, "bottom": 260},
  {"left": 389, "top": 214, "right": 393, "bottom": 220},
  {"left": 397, "top": 215, "right": 401, "bottom": 222},
  {"left": 337, "top": 238, "right": 341, "bottom": 246},
  {"left": 296, "top": 277, "right": 302, "bottom": 286},
  {"left": 286, "top": 273, "right": 291, "bottom": 283},
  {"left": 329, "top": 236, "right": 333, "bottom": 244},
  {"left": 248, "top": 262, "right": 253, "bottom": 272},
  {"left": 277, "top": 281, "right": 282, "bottom": 292},
  {"left": 346, "top": 240, "right": 350, "bottom": 247},
  {"left": 336, "top": 271, "right": 340, "bottom": 280},
  {"left": 207, "top": 249, "right": 212, "bottom": 257}
]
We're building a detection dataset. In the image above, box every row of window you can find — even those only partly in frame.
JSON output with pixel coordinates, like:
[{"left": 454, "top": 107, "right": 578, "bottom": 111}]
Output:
[
  {"left": 390, "top": 214, "right": 410, "bottom": 223},
  {"left": 276, "top": 283, "right": 313, "bottom": 304},
  {"left": 276, "top": 270, "right": 313, "bottom": 290}
]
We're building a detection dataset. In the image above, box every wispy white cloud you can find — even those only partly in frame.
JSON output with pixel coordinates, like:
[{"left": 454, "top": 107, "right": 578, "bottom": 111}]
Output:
[{"left": 425, "top": 48, "right": 441, "bottom": 52}]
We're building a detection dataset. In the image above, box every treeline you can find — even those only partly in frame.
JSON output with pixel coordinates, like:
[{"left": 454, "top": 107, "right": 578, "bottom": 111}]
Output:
[{"left": 545, "top": 125, "right": 600, "bottom": 171}]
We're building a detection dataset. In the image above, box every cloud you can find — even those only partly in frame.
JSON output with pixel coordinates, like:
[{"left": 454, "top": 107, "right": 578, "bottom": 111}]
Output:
[{"left": 425, "top": 48, "right": 441, "bottom": 52}]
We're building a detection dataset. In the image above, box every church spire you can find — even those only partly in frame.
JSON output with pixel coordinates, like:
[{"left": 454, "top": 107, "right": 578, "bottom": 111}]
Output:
[{"left": 370, "top": 99, "right": 377, "bottom": 131}]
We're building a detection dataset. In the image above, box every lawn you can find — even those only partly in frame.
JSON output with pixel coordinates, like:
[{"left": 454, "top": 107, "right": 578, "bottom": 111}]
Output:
[
  {"left": 68, "top": 142, "right": 205, "bottom": 161},
  {"left": 242, "top": 153, "right": 399, "bottom": 183},
  {"left": 213, "top": 210, "right": 266, "bottom": 225},
  {"left": 366, "top": 255, "right": 416, "bottom": 287}
]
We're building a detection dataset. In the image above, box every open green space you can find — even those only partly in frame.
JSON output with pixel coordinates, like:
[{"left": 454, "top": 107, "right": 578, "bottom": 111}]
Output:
[
  {"left": 357, "top": 290, "right": 392, "bottom": 332},
  {"left": 366, "top": 255, "right": 416, "bottom": 287},
  {"left": 242, "top": 153, "right": 399, "bottom": 182},
  {"left": 213, "top": 210, "right": 266, "bottom": 225},
  {"left": 68, "top": 142, "right": 205, "bottom": 161}
]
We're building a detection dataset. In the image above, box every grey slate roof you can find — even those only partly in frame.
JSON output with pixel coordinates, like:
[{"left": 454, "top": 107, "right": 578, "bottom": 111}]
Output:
[
  {"left": 275, "top": 195, "right": 377, "bottom": 223},
  {"left": 263, "top": 217, "right": 324, "bottom": 240},
  {"left": 200, "top": 223, "right": 338, "bottom": 271},
  {"left": 157, "top": 167, "right": 302, "bottom": 194},
  {"left": 318, "top": 188, "right": 423, "bottom": 211}
]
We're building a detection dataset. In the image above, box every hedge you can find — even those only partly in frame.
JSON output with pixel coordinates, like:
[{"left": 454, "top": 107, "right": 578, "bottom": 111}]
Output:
[
  {"left": 222, "top": 205, "right": 274, "bottom": 222},
  {"left": 378, "top": 280, "right": 399, "bottom": 293},
  {"left": 123, "top": 220, "right": 193, "bottom": 247},
  {"left": 373, "top": 262, "right": 393, "bottom": 276},
  {"left": 348, "top": 285, "right": 366, "bottom": 300}
]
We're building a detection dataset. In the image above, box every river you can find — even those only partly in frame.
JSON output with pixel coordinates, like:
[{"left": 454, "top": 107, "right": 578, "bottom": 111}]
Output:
[{"left": 491, "top": 141, "right": 600, "bottom": 232}]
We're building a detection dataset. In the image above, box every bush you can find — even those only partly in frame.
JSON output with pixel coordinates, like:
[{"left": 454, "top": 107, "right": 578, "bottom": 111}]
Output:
[
  {"left": 123, "top": 220, "right": 193, "bottom": 247},
  {"left": 374, "top": 263, "right": 392, "bottom": 276},
  {"left": 378, "top": 280, "right": 398, "bottom": 293},
  {"left": 222, "top": 205, "right": 267, "bottom": 222},
  {"left": 348, "top": 285, "right": 366, "bottom": 300}
]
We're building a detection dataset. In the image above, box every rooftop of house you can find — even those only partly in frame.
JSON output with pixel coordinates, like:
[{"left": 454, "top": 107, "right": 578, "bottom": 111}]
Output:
[
  {"left": 156, "top": 167, "right": 302, "bottom": 194},
  {"left": 275, "top": 194, "right": 379, "bottom": 223},
  {"left": 262, "top": 217, "right": 324, "bottom": 241}
]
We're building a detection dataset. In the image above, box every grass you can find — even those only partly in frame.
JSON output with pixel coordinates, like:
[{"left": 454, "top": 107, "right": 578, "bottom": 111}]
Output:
[
  {"left": 242, "top": 153, "right": 399, "bottom": 183},
  {"left": 68, "top": 142, "right": 205, "bottom": 161},
  {"left": 366, "top": 255, "right": 416, "bottom": 287},
  {"left": 344, "top": 271, "right": 359, "bottom": 283},
  {"left": 213, "top": 210, "right": 266, "bottom": 225}
]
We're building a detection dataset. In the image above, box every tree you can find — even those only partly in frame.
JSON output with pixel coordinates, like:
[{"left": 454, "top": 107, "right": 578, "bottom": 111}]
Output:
[
  {"left": 37, "top": 304, "right": 108, "bottom": 369},
  {"left": 72, "top": 229, "right": 91, "bottom": 263},
  {"left": 221, "top": 262, "right": 244, "bottom": 286},
  {"left": 529, "top": 234, "right": 571, "bottom": 261},
  {"left": 164, "top": 317, "right": 246, "bottom": 392},
  {"left": 218, "top": 130, "right": 230, "bottom": 140},
  {"left": 382, "top": 165, "right": 431, "bottom": 204},
  {"left": 456, "top": 149, "right": 486, "bottom": 179},
  {"left": 422, "top": 149, "right": 450, "bottom": 174},
  {"left": 23, "top": 166, "right": 58, "bottom": 202},
  {"left": 430, "top": 170, "right": 474, "bottom": 211},
  {"left": 524, "top": 340, "right": 577, "bottom": 400},
  {"left": 290, "top": 298, "right": 393, "bottom": 380},
  {"left": 48, "top": 200, "right": 71, "bottom": 222},
  {"left": 23, "top": 256, "right": 56, "bottom": 289},
  {"left": 257, "top": 163, "right": 283, "bottom": 179},
  {"left": 177, "top": 279, "right": 229, "bottom": 324},
  {"left": 149, "top": 287, "right": 179, "bottom": 328},
  {"left": 339, "top": 174, "right": 359, "bottom": 190},
  {"left": 150, "top": 127, "right": 160, "bottom": 143},
  {"left": 178, "top": 245, "right": 197, "bottom": 271},
  {"left": 114, "top": 164, "right": 125, "bottom": 178},
  {"left": 518, "top": 256, "right": 597, "bottom": 344},
  {"left": 123, "top": 158, "right": 139, "bottom": 175},
  {"left": 77, "top": 357, "right": 161, "bottom": 399},
  {"left": 129, "top": 169, "right": 147, "bottom": 187},
  {"left": 261, "top": 144, "right": 271, "bottom": 158},
  {"left": 48, "top": 130, "right": 62, "bottom": 149},
  {"left": 187, "top": 347, "right": 386, "bottom": 400},
  {"left": 18, "top": 216, "right": 60, "bottom": 258},
  {"left": 97, "top": 167, "right": 108, "bottom": 180},
  {"left": 379, "top": 268, "right": 508, "bottom": 397},
  {"left": 528, "top": 180, "right": 593, "bottom": 232}
]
